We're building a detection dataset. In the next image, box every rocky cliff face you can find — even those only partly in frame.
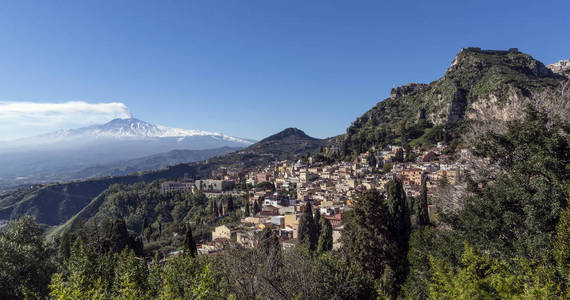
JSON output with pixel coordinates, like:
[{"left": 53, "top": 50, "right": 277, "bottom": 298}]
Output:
[
  {"left": 548, "top": 59, "right": 570, "bottom": 78},
  {"left": 342, "top": 48, "right": 565, "bottom": 155}
]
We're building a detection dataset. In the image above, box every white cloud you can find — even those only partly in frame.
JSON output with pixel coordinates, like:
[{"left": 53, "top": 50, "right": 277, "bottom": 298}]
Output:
[{"left": 0, "top": 101, "right": 132, "bottom": 141}]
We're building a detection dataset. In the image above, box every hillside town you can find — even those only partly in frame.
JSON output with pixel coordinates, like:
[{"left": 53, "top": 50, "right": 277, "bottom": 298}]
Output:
[{"left": 161, "top": 142, "right": 469, "bottom": 255}]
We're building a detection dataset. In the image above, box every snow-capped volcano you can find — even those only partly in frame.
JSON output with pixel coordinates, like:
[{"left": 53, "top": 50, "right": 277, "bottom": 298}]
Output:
[
  {"left": 38, "top": 118, "right": 253, "bottom": 144},
  {"left": 0, "top": 118, "right": 254, "bottom": 188}
]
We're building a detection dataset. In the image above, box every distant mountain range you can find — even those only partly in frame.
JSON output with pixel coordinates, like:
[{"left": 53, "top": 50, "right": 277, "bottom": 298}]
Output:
[
  {"left": 0, "top": 118, "right": 254, "bottom": 190},
  {"left": 0, "top": 127, "right": 327, "bottom": 228},
  {"left": 65, "top": 147, "right": 243, "bottom": 180}
]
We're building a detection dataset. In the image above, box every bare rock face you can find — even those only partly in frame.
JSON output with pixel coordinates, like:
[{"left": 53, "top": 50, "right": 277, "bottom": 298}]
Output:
[{"left": 547, "top": 59, "right": 570, "bottom": 78}]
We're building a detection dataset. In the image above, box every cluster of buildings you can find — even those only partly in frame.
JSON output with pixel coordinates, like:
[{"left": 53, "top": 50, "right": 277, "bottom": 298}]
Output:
[
  {"left": 174, "top": 143, "right": 469, "bottom": 254},
  {"left": 161, "top": 174, "right": 245, "bottom": 199}
]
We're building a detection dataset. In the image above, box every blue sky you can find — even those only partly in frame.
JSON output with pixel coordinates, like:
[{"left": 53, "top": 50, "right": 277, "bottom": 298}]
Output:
[{"left": 0, "top": 0, "right": 569, "bottom": 141}]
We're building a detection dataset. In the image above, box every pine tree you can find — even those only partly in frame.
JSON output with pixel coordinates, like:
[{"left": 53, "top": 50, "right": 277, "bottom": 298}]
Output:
[
  {"left": 416, "top": 177, "right": 430, "bottom": 226},
  {"left": 184, "top": 224, "right": 197, "bottom": 258},
  {"left": 298, "top": 201, "right": 317, "bottom": 251},
  {"left": 317, "top": 217, "right": 333, "bottom": 253}
]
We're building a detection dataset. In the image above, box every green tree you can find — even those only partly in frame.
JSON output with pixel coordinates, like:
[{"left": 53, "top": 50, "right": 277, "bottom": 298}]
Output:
[
  {"left": 298, "top": 201, "right": 317, "bottom": 251},
  {"left": 452, "top": 106, "right": 569, "bottom": 261},
  {"left": 416, "top": 177, "right": 430, "bottom": 226},
  {"left": 253, "top": 200, "right": 261, "bottom": 216},
  {"left": 314, "top": 208, "right": 321, "bottom": 237},
  {"left": 59, "top": 231, "right": 74, "bottom": 261},
  {"left": 554, "top": 207, "right": 570, "bottom": 278},
  {"left": 402, "top": 227, "right": 438, "bottom": 300},
  {"left": 109, "top": 219, "right": 130, "bottom": 253},
  {"left": 227, "top": 196, "right": 234, "bottom": 213},
  {"left": 0, "top": 216, "right": 55, "bottom": 299},
  {"left": 342, "top": 182, "right": 411, "bottom": 297},
  {"left": 367, "top": 152, "right": 377, "bottom": 169},
  {"left": 184, "top": 224, "right": 198, "bottom": 258},
  {"left": 428, "top": 244, "right": 567, "bottom": 299},
  {"left": 317, "top": 217, "right": 333, "bottom": 253}
]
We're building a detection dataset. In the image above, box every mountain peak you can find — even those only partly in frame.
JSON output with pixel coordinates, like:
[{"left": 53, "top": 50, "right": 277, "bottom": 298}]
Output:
[
  {"left": 447, "top": 47, "right": 554, "bottom": 78},
  {"left": 261, "top": 128, "right": 313, "bottom": 142}
]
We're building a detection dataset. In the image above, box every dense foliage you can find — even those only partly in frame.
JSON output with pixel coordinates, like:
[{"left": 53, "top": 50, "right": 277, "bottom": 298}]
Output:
[
  {"left": 0, "top": 216, "right": 55, "bottom": 299},
  {"left": 341, "top": 179, "right": 412, "bottom": 298},
  {"left": 450, "top": 106, "right": 569, "bottom": 262}
]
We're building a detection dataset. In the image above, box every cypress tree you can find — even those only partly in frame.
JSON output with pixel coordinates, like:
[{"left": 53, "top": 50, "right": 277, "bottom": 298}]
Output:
[
  {"left": 317, "top": 217, "right": 333, "bottom": 253},
  {"left": 253, "top": 200, "right": 261, "bottom": 216},
  {"left": 314, "top": 209, "right": 322, "bottom": 238},
  {"left": 416, "top": 177, "right": 430, "bottom": 226},
  {"left": 218, "top": 201, "right": 224, "bottom": 216},
  {"left": 386, "top": 178, "right": 411, "bottom": 242},
  {"left": 298, "top": 201, "right": 317, "bottom": 251},
  {"left": 227, "top": 196, "right": 234, "bottom": 212},
  {"left": 184, "top": 224, "right": 197, "bottom": 258},
  {"left": 384, "top": 178, "right": 412, "bottom": 296},
  {"left": 342, "top": 182, "right": 411, "bottom": 297},
  {"left": 109, "top": 219, "right": 129, "bottom": 253}
]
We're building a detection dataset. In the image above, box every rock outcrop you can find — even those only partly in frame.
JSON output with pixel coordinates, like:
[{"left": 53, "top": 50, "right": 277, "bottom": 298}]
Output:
[{"left": 547, "top": 59, "right": 570, "bottom": 78}]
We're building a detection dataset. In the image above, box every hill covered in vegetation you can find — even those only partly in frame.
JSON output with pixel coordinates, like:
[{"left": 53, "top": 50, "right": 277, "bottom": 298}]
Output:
[{"left": 341, "top": 48, "right": 565, "bottom": 156}]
